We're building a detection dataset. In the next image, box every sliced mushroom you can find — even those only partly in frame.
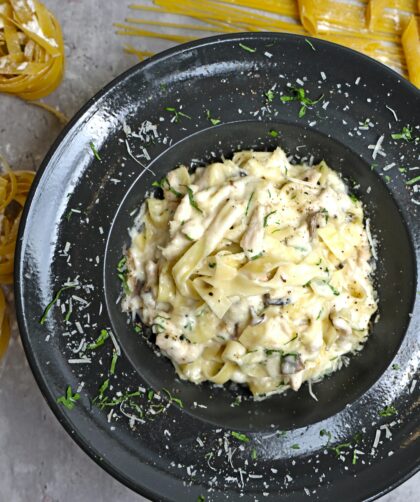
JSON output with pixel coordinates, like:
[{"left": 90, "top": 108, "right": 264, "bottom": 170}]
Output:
[
  {"left": 263, "top": 293, "right": 291, "bottom": 308},
  {"left": 281, "top": 353, "right": 305, "bottom": 375},
  {"left": 249, "top": 306, "right": 266, "bottom": 326}
]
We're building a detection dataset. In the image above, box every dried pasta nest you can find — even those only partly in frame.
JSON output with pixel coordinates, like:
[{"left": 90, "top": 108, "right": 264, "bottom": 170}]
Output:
[
  {"left": 0, "top": 0, "right": 64, "bottom": 100},
  {"left": 0, "top": 156, "right": 35, "bottom": 359}
]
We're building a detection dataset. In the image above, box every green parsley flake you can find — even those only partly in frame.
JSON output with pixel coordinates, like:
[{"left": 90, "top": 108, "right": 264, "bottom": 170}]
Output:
[
  {"left": 352, "top": 449, "right": 358, "bottom": 465},
  {"left": 349, "top": 193, "right": 358, "bottom": 203},
  {"left": 147, "top": 389, "right": 154, "bottom": 401},
  {"left": 239, "top": 42, "right": 256, "bottom": 53},
  {"left": 110, "top": 351, "right": 118, "bottom": 375},
  {"left": 265, "top": 89, "right": 275, "bottom": 102},
  {"left": 87, "top": 329, "right": 109, "bottom": 350},
  {"left": 245, "top": 191, "right": 254, "bottom": 216},
  {"left": 391, "top": 363, "right": 400, "bottom": 370},
  {"left": 186, "top": 186, "right": 203, "bottom": 213},
  {"left": 391, "top": 126, "right": 413, "bottom": 142},
  {"left": 305, "top": 38, "right": 316, "bottom": 51},
  {"left": 165, "top": 106, "right": 191, "bottom": 123},
  {"left": 231, "top": 431, "right": 250, "bottom": 442},
  {"left": 57, "top": 386, "right": 80, "bottom": 410},
  {"left": 280, "top": 86, "right": 324, "bottom": 118},
  {"left": 398, "top": 167, "right": 407, "bottom": 173},
  {"left": 330, "top": 442, "right": 352, "bottom": 457},
  {"left": 263, "top": 210, "right": 276, "bottom": 227},
  {"left": 268, "top": 129, "right": 279, "bottom": 138},
  {"left": 98, "top": 378, "right": 110, "bottom": 398},
  {"left": 406, "top": 175, "right": 420, "bottom": 186},
  {"left": 89, "top": 142, "right": 101, "bottom": 160},
  {"left": 206, "top": 109, "right": 221, "bottom": 126},
  {"left": 152, "top": 177, "right": 182, "bottom": 198},
  {"left": 379, "top": 405, "right": 397, "bottom": 417},
  {"left": 251, "top": 448, "right": 257, "bottom": 460},
  {"left": 250, "top": 252, "right": 264, "bottom": 261},
  {"left": 291, "top": 444, "right": 300, "bottom": 449},
  {"left": 117, "top": 256, "right": 130, "bottom": 294},
  {"left": 197, "top": 496, "right": 205, "bottom": 502},
  {"left": 40, "top": 285, "right": 76, "bottom": 325},
  {"left": 162, "top": 388, "right": 184, "bottom": 408}
]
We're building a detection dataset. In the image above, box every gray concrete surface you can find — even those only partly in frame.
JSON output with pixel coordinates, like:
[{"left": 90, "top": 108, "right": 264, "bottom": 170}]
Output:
[{"left": 0, "top": 1, "right": 418, "bottom": 501}]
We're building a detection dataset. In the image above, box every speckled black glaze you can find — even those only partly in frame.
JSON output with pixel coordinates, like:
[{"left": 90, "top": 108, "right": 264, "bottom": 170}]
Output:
[{"left": 15, "top": 33, "right": 419, "bottom": 502}]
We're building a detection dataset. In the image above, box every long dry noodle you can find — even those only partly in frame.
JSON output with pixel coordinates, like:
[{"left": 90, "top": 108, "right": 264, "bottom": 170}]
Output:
[
  {"left": 0, "top": 155, "right": 35, "bottom": 360},
  {"left": 0, "top": 0, "right": 64, "bottom": 100},
  {"left": 121, "top": 0, "right": 420, "bottom": 87}
]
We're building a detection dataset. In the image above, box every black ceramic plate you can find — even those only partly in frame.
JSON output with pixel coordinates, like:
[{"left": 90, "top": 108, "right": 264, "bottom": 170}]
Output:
[{"left": 16, "top": 33, "right": 419, "bottom": 501}]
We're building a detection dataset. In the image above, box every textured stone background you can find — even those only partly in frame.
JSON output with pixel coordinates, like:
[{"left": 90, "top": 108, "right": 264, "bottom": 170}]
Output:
[{"left": 0, "top": 1, "right": 418, "bottom": 500}]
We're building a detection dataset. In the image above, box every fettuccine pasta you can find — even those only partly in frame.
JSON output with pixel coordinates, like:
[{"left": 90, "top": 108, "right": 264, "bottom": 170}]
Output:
[
  {"left": 0, "top": 0, "right": 64, "bottom": 100},
  {"left": 0, "top": 155, "right": 35, "bottom": 360},
  {"left": 123, "top": 148, "right": 378, "bottom": 398},
  {"left": 121, "top": 0, "right": 420, "bottom": 87}
]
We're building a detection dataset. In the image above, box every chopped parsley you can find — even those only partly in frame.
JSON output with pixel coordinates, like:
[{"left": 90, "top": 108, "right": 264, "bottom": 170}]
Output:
[
  {"left": 117, "top": 256, "right": 129, "bottom": 294},
  {"left": 231, "top": 431, "right": 250, "bottom": 442},
  {"left": 89, "top": 141, "right": 101, "bottom": 160},
  {"left": 391, "top": 126, "right": 413, "bottom": 142},
  {"left": 40, "top": 285, "right": 76, "bottom": 325},
  {"left": 57, "top": 385, "right": 80, "bottom": 410},
  {"left": 384, "top": 175, "right": 391, "bottom": 183},
  {"left": 265, "top": 89, "right": 275, "bottom": 102},
  {"left": 268, "top": 129, "right": 279, "bottom": 138},
  {"left": 147, "top": 389, "right": 154, "bottom": 401},
  {"left": 263, "top": 210, "right": 276, "bottom": 227},
  {"left": 186, "top": 186, "right": 203, "bottom": 213},
  {"left": 165, "top": 106, "right": 191, "bottom": 122},
  {"left": 87, "top": 329, "right": 109, "bottom": 350},
  {"left": 162, "top": 388, "right": 184, "bottom": 408},
  {"left": 239, "top": 42, "right": 256, "bottom": 53},
  {"left": 280, "top": 86, "right": 324, "bottom": 118},
  {"left": 152, "top": 177, "right": 182, "bottom": 198},
  {"left": 316, "top": 308, "right": 323, "bottom": 320},
  {"left": 197, "top": 496, "right": 205, "bottom": 502},
  {"left": 406, "top": 175, "right": 420, "bottom": 186},
  {"left": 352, "top": 449, "right": 359, "bottom": 465},
  {"left": 391, "top": 363, "right": 400, "bottom": 370},
  {"left": 330, "top": 442, "right": 352, "bottom": 457},
  {"left": 250, "top": 251, "right": 264, "bottom": 261},
  {"left": 134, "top": 323, "right": 142, "bottom": 334},
  {"left": 291, "top": 443, "right": 300, "bottom": 449},
  {"left": 398, "top": 167, "right": 407, "bottom": 173},
  {"left": 349, "top": 193, "right": 358, "bottom": 203},
  {"left": 328, "top": 284, "right": 340, "bottom": 296},
  {"left": 98, "top": 378, "right": 110, "bottom": 399},
  {"left": 285, "top": 334, "right": 298, "bottom": 344},
  {"left": 379, "top": 405, "right": 397, "bottom": 417},
  {"left": 305, "top": 38, "right": 316, "bottom": 51},
  {"left": 110, "top": 351, "right": 118, "bottom": 375},
  {"left": 206, "top": 109, "right": 221, "bottom": 126},
  {"left": 251, "top": 448, "right": 257, "bottom": 460},
  {"left": 370, "top": 163, "right": 378, "bottom": 171},
  {"left": 245, "top": 191, "right": 254, "bottom": 216}
]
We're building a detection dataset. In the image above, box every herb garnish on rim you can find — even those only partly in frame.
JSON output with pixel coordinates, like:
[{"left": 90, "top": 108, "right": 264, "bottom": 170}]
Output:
[
  {"left": 280, "top": 86, "right": 324, "bottom": 118},
  {"left": 57, "top": 385, "right": 80, "bottom": 410}
]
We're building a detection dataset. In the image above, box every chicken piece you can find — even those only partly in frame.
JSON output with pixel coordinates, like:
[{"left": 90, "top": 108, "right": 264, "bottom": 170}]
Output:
[{"left": 240, "top": 204, "right": 265, "bottom": 258}]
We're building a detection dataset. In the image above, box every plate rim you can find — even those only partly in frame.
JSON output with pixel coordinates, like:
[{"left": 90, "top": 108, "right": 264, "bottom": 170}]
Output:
[{"left": 14, "top": 31, "right": 420, "bottom": 501}]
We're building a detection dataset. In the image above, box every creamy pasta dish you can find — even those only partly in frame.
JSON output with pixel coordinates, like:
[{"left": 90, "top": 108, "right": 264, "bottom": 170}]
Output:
[{"left": 123, "top": 147, "right": 377, "bottom": 398}]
